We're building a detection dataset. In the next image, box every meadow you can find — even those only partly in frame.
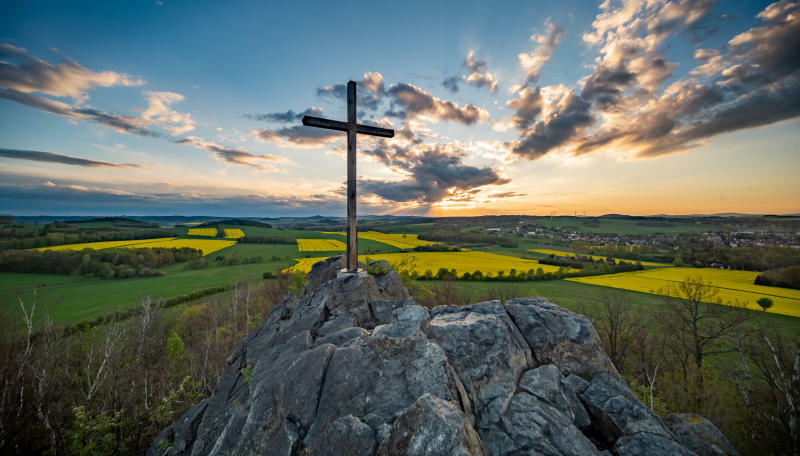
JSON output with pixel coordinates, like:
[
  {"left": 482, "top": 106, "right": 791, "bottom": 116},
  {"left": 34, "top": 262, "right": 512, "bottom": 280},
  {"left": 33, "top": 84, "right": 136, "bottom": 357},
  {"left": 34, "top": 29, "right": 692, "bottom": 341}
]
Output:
[
  {"left": 567, "top": 267, "right": 800, "bottom": 317},
  {"left": 530, "top": 248, "right": 670, "bottom": 267},
  {"left": 287, "top": 251, "right": 568, "bottom": 277},
  {"left": 296, "top": 238, "right": 346, "bottom": 251}
]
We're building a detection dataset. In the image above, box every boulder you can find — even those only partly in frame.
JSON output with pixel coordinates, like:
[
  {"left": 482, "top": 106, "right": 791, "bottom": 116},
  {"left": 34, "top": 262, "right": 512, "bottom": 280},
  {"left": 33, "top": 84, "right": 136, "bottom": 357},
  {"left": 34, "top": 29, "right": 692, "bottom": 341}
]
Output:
[
  {"left": 149, "top": 259, "right": 735, "bottom": 456},
  {"left": 665, "top": 414, "right": 741, "bottom": 456}
]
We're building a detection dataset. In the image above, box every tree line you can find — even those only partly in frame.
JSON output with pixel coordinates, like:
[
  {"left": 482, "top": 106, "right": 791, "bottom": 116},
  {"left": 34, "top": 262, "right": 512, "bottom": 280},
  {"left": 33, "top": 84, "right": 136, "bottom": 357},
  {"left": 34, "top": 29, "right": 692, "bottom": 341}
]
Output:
[
  {"left": 0, "top": 226, "right": 175, "bottom": 251},
  {"left": 0, "top": 247, "right": 202, "bottom": 278}
]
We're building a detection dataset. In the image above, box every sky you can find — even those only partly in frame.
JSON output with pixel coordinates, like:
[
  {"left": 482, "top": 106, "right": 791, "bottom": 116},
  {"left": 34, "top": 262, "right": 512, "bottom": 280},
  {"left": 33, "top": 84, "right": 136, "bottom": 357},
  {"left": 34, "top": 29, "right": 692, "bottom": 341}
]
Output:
[{"left": 0, "top": 0, "right": 798, "bottom": 217}]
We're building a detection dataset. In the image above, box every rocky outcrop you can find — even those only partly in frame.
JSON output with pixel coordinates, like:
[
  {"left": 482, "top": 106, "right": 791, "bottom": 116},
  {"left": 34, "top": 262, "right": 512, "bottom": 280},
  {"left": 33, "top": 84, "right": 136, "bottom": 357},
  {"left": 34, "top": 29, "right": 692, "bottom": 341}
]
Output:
[{"left": 150, "top": 257, "right": 735, "bottom": 456}]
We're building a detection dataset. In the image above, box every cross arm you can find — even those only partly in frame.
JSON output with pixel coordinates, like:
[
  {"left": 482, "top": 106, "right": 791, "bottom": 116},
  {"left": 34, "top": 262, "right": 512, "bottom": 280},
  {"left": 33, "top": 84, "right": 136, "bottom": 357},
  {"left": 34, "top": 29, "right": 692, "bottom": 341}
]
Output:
[{"left": 302, "top": 116, "right": 395, "bottom": 138}]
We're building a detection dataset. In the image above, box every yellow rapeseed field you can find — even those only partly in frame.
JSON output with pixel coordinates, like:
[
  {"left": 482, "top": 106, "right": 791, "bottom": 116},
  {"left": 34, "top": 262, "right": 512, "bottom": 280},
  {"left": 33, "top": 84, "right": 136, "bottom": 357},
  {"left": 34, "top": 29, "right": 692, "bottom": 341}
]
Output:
[
  {"left": 223, "top": 229, "right": 245, "bottom": 239},
  {"left": 136, "top": 239, "right": 235, "bottom": 256},
  {"left": 35, "top": 237, "right": 234, "bottom": 256},
  {"left": 36, "top": 238, "right": 178, "bottom": 252},
  {"left": 321, "top": 231, "right": 435, "bottom": 249},
  {"left": 297, "top": 239, "right": 346, "bottom": 251},
  {"left": 286, "top": 251, "right": 568, "bottom": 277},
  {"left": 187, "top": 228, "right": 218, "bottom": 237},
  {"left": 567, "top": 267, "right": 800, "bottom": 317},
  {"left": 530, "top": 249, "right": 668, "bottom": 267}
]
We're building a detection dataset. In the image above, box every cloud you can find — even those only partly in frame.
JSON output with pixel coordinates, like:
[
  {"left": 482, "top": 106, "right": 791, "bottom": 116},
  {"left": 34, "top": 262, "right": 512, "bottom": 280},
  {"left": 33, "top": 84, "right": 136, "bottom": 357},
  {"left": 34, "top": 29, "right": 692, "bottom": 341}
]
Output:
[
  {"left": 518, "top": 20, "right": 564, "bottom": 84},
  {"left": 140, "top": 91, "right": 195, "bottom": 135},
  {"left": 0, "top": 43, "right": 144, "bottom": 100},
  {"left": 506, "top": 0, "right": 800, "bottom": 162},
  {"left": 359, "top": 128, "right": 509, "bottom": 205},
  {"left": 317, "top": 72, "right": 386, "bottom": 110},
  {"left": 506, "top": 86, "right": 542, "bottom": 130},
  {"left": 442, "top": 76, "right": 460, "bottom": 93},
  {"left": 488, "top": 191, "right": 527, "bottom": 199},
  {"left": 442, "top": 50, "right": 498, "bottom": 93},
  {"left": 249, "top": 125, "right": 342, "bottom": 147},
  {"left": 0, "top": 87, "right": 160, "bottom": 137},
  {"left": 175, "top": 136, "right": 286, "bottom": 170},
  {"left": 386, "top": 83, "right": 489, "bottom": 125},
  {"left": 0, "top": 45, "right": 198, "bottom": 138},
  {"left": 511, "top": 90, "right": 593, "bottom": 159},
  {"left": 0, "top": 148, "right": 145, "bottom": 168},
  {"left": 243, "top": 107, "right": 323, "bottom": 123}
]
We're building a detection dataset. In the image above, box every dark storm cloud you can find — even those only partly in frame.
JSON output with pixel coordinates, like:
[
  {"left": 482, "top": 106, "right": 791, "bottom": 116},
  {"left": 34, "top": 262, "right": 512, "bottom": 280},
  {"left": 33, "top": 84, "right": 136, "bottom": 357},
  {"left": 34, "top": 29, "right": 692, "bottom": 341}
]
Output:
[
  {"left": 243, "top": 107, "right": 322, "bottom": 123},
  {"left": 0, "top": 148, "right": 144, "bottom": 168}
]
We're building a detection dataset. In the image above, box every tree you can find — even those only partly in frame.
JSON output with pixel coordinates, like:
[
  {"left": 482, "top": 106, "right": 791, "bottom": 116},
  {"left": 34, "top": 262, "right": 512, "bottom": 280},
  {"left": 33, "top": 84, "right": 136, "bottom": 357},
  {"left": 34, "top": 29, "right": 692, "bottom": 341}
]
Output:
[
  {"left": 757, "top": 297, "right": 774, "bottom": 312},
  {"left": 661, "top": 276, "right": 751, "bottom": 408},
  {"left": 586, "top": 291, "right": 637, "bottom": 369}
]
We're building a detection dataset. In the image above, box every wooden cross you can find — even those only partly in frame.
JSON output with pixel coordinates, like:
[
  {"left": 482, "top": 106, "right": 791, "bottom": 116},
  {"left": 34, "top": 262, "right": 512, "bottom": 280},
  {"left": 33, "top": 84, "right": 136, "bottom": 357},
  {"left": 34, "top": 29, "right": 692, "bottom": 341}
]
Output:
[{"left": 302, "top": 80, "right": 394, "bottom": 273}]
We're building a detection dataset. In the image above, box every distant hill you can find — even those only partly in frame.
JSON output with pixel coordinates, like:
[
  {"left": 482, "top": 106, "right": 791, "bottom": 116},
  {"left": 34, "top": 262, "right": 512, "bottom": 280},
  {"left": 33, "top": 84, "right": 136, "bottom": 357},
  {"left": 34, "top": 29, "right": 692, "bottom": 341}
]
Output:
[{"left": 195, "top": 218, "right": 272, "bottom": 228}]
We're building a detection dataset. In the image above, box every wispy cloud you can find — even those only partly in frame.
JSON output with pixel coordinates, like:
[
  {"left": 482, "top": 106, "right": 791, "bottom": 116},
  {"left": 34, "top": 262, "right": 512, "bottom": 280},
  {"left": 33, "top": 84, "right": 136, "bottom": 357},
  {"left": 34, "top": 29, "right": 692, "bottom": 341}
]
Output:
[
  {"left": 0, "top": 148, "right": 145, "bottom": 168},
  {"left": 175, "top": 136, "right": 287, "bottom": 171},
  {"left": 518, "top": 19, "right": 564, "bottom": 85},
  {"left": 0, "top": 43, "right": 144, "bottom": 100},
  {"left": 243, "top": 107, "right": 323, "bottom": 123},
  {"left": 443, "top": 50, "right": 499, "bottom": 93}
]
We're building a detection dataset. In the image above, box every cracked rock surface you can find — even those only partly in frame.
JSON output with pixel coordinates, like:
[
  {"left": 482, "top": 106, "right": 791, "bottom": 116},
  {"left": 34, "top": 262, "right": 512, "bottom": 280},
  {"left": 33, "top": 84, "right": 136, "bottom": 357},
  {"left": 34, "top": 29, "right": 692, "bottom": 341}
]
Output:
[{"left": 149, "top": 257, "right": 734, "bottom": 456}]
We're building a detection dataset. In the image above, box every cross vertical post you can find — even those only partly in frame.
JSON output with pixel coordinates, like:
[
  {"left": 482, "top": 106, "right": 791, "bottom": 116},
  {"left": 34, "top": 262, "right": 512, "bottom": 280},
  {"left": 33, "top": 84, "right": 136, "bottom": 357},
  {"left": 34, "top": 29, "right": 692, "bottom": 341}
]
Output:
[
  {"left": 301, "top": 80, "right": 394, "bottom": 274},
  {"left": 346, "top": 81, "right": 358, "bottom": 272}
]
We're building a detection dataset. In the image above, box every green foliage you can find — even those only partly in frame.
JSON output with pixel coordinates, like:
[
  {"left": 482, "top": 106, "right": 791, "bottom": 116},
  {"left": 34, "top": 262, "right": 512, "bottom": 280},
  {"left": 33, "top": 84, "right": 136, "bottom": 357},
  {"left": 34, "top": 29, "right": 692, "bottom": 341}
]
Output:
[
  {"left": 66, "top": 406, "right": 120, "bottom": 456},
  {"left": 241, "top": 366, "right": 254, "bottom": 386},
  {"left": 623, "top": 376, "right": 668, "bottom": 417},
  {"left": 756, "top": 297, "right": 774, "bottom": 311},
  {"left": 289, "top": 271, "right": 307, "bottom": 295},
  {"left": 0, "top": 246, "right": 200, "bottom": 277}
]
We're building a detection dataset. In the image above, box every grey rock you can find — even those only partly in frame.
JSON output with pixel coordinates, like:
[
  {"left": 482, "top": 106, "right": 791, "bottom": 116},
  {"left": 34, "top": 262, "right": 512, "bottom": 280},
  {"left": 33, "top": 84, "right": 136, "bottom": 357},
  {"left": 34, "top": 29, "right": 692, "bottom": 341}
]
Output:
[
  {"left": 580, "top": 372, "right": 671, "bottom": 442},
  {"left": 504, "top": 392, "right": 600, "bottom": 456},
  {"left": 665, "top": 414, "right": 740, "bottom": 456},
  {"left": 519, "top": 364, "right": 591, "bottom": 429},
  {"left": 426, "top": 301, "right": 532, "bottom": 455},
  {"left": 308, "top": 414, "right": 376, "bottom": 456},
  {"left": 614, "top": 433, "right": 695, "bottom": 455},
  {"left": 505, "top": 297, "right": 619, "bottom": 379},
  {"left": 376, "top": 393, "right": 485, "bottom": 456},
  {"left": 150, "top": 258, "right": 734, "bottom": 456}
]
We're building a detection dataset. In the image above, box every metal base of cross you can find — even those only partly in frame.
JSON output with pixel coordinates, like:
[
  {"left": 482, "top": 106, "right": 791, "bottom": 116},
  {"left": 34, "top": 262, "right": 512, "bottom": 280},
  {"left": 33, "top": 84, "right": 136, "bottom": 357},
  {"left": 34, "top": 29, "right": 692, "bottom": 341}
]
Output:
[{"left": 337, "top": 268, "right": 368, "bottom": 279}]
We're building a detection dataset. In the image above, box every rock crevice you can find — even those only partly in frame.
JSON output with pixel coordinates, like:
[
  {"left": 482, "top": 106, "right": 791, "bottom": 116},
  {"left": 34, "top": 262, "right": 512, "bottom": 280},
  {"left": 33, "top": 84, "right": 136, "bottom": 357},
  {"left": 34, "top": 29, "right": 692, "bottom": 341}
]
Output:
[{"left": 149, "top": 257, "right": 738, "bottom": 456}]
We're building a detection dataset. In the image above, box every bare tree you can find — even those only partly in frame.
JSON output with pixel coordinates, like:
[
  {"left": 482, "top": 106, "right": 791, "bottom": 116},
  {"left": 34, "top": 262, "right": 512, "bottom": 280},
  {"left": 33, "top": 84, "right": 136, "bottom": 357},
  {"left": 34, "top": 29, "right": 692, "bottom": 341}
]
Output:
[
  {"left": 85, "top": 318, "right": 123, "bottom": 404},
  {"left": 662, "top": 276, "right": 750, "bottom": 372},
  {"left": 586, "top": 290, "right": 637, "bottom": 370}
]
